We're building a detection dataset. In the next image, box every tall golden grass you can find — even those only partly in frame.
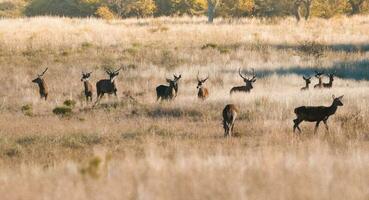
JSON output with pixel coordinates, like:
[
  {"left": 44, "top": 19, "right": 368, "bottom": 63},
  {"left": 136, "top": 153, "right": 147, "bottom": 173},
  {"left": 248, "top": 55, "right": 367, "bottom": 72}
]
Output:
[{"left": 0, "top": 16, "right": 368, "bottom": 199}]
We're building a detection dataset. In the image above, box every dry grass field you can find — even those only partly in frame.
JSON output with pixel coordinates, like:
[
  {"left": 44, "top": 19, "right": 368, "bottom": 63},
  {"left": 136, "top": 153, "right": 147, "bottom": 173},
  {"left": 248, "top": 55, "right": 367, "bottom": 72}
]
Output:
[{"left": 0, "top": 16, "right": 369, "bottom": 199}]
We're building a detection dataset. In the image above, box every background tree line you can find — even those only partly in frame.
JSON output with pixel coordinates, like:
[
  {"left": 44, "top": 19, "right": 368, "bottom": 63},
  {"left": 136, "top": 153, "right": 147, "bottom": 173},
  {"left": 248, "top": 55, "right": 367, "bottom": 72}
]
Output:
[{"left": 0, "top": 0, "right": 368, "bottom": 20}]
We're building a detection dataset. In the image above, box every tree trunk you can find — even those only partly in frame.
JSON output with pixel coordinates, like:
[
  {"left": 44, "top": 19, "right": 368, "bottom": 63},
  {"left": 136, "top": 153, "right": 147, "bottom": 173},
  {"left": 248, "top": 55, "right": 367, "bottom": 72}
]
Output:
[
  {"left": 207, "top": 0, "right": 218, "bottom": 23},
  {"left": 349, "top": 0, "right": 364, "bottom": 15}
]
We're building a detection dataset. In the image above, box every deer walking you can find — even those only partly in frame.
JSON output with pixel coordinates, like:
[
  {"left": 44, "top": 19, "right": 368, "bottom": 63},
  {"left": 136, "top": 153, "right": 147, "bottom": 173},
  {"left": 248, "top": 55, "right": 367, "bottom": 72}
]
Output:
[
  {"left": 293, "top": 95, "right": 344, "bottom": 134},
  {"left": 230, "top": 68, "right": 256, "bottom": 94},
  {"left": 313, "top": 70, "right": 324, "bottom": 89},
  {"left": 323, "top": 73, "right": 335, "bottom": 88},
  {"left": 223, "top": 104, "right": 238, "bottom": 137},
  {"left": 196, "top": 71, "right": 209, "bottom": 100},
  {"left": 301, "top": 76, "right": 311, "bottom": 91},
  {"left": 156, "top": 74, "right": 182, "bottom": 101},
  {"left": 81, "top": 71, "right": 94, "bottom": 102},
  {"left": 32, "top": 68, "right": 49, "bottom": 100},
  {"left": 95, "top": 67, "right": 122, "bottom": 103}
]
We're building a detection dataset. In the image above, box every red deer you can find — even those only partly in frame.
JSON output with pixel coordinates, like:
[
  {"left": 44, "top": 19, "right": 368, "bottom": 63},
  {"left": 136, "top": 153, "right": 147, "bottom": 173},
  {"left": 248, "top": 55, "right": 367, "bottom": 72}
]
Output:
[
  {"left": 313, "top": 70, "right": 324, "bottom": 88},
  {"left": 223, "top": 104, "right": 238, "bottom": 137},
  {"left": 156, "top": 74, "right": 182, "bottom": 101},
  {"left": 95, "top": 67, "right": 122, "bottom": 102},
  {"left": 301, "top": 76, "right": 311, "bottom": 91},
  {"left": 196, "top": 71, "right": 209, "bottom": 100},
  {"left": 323, "top": 73, "right": 335, "bottom": 88},
  {"left": 230, "top": 68, "right": 256, "bottom": 94},
  {"left": 81, "top": 71, "right": 93, "bottom": 102},
  {"left": 293, "top": 95, "right": 344, "bottom": 134},
  {"left": 32, "top": 68, "right": 49, "bottom": 100}
]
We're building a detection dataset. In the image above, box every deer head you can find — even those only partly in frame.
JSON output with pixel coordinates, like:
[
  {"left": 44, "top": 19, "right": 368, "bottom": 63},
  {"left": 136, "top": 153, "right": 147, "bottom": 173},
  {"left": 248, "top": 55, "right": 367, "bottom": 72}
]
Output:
[
  {"left": 314, "top": 70, "right": 324, "bottom": 79},
  {"left": 326, "top": 72, "right": 335, "bottom": 82},
  {"left": 106, "top": 67, "right": 122, "bottom": 83},
  {"left": 196, "top": 71, "right": 209, "bottom": 89},
  {"left": 32, "top": 67, "right": 48, "bottom": 84},
  {"left": 167, "top": 73, "right": 182, "bottom": 90},
  {"left": 303, "top": 76, "right": 311, "bottom": 84},
  {"left": 332, "top": 95, "right": 344, "bottom": 106},
  {"left": 239, "top": 68, "right": 256, "bottom": 89},
  {"left": 81, "top": 71, "right": 92, "bottom": 82}
]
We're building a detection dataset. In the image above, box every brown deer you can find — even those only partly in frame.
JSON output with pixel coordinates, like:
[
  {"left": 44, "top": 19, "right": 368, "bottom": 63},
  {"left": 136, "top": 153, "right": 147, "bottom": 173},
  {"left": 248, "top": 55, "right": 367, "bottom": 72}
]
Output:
[
  {"left": 293, "top": 95, "right": 344, "bottom": 134},
  {"left": 223, "top": 104, "right": 238, "bottom": 137},
  {"left": 196, "top": 71, "right": 209, "bottom": 100},
  {"left": 313, "top": 70, "right": 324, "bottom": 89},
  {"left": 301, "top": 76, "right": 311, "bottom": 91},
  {"left": 32, "top": 68, "right": 49, "bottom": 100},
  {"left": 323, "top": 73, "right": 335, "bottom": 88},
  {"left": 81, "top": 71, "right": 93, "bottom": 102},
  {"left": 156, "top": 74, "right": 182, "bottom": 101},
  {"left": 230, "top": 68, "right": 256, "bottom": 94},
  {"left": 95, "top": 67, "right": 122, "bottom": 102}
]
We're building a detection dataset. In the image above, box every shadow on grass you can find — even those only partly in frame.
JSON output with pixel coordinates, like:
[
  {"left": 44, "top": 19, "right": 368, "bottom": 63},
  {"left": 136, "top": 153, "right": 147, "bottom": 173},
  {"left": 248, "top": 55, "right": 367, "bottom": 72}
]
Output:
[{"left": 223, "top": 59, "right": 369, "bottom": 81}]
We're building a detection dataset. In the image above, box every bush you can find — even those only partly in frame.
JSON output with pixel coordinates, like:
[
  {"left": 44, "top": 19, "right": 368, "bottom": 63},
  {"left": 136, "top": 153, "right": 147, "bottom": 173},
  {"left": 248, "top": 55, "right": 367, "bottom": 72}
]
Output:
[
  {"left": 63, "top": 99, "right": 77, "bottom": 108},
  {"left": 95, "top": 6, "right": 115, "bottom": 20},
  {"left": 25, "top": 0, "right": 102, "bottom": 17},
  {"left": 0, "top": 1, "right": 27, "bottom": 18},
  {"left": 21, "top": 104, "right": 33, "bottom": 116},
  {"left": 53, "top": 106, "right": 73, "bottom": 116},
  {"left": 107, "top": 0, "right": 156, "bottom": 17}
]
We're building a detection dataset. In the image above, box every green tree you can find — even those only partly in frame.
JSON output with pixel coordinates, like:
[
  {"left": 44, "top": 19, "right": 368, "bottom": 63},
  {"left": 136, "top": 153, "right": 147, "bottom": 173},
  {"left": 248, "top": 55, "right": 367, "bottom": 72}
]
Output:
[{"left": 107, "top": 0, "right": 156, "bottom": 17}]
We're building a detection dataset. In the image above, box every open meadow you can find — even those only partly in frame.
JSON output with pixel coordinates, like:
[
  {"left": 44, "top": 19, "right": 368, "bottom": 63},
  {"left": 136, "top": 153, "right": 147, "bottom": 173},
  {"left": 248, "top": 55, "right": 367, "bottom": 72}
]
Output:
[{"left": 0, "top": 16, "right": 369, "bottom": 199}]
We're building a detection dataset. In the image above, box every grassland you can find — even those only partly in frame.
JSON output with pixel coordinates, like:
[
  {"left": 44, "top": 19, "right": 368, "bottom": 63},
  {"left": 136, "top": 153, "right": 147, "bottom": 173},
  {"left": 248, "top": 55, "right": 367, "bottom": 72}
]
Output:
[{"left": 0, "top": 16, "right": 368, "bottom": 199}]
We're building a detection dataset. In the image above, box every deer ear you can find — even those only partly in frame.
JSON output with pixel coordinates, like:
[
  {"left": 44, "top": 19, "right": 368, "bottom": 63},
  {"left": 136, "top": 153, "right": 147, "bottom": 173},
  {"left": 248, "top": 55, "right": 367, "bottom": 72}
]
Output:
[
  {"left": 338, "top": 95, "right": 344, "bottom": 100},
  {"left": 166, "top": 78, "right": 171, "bottom": 83},
  {"left": 332, "top": 95, "right": 335, "bottom": 99}
]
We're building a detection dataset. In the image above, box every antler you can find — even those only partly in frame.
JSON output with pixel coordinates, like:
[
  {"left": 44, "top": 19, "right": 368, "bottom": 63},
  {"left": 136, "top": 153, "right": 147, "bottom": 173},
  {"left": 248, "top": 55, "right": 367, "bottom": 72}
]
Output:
[
  {"left": 40, "top": 67, "right": 48, "bottom": 77},
  {"left": 114, "top": 67, "right": 122, "bottom": 73},
  {"left": 250, "top": 68, "right": 256, "bottom": 80},
  {"left": 238, "top": 68, "right": 247, "bottom": 80},
  {"left": 197, "top": 71, "right": 200, "bottom": 82},
  {"left": 202, "top": 73, "right": 209, "bottom": 82}
]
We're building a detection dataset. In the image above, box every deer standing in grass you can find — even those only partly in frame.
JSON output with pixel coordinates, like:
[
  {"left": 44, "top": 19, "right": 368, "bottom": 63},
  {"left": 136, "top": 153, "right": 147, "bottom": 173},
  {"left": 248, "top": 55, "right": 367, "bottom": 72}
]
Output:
[
  {"left": 323, "top": 73, "right": 335, "bottom": 88},
  {"left": 313, "top": 70, "right": 324, "bottom": 88},
  {"left": 301, "top": 76, "right": 311, "bottom": 91},
  {"left": 223, "top": 104, "right": 238, "bottom": 137},
  {"left": 196, "top": 71, "right": 209, "bottom": 100},
  {"left": 156, "top": 74, "right": 182, "bottom": 101},
  {"left": 230, "top": 68, "right": 256, "bottom": 94},
  {"left": 32, "top": 68, "right": 49, "bottom": 100},
  {"left": 293, "top": 95, "right": 344, "bottom": 134},
  {"left": 81, "top": 71, "right": 93, "bottom": 102},
  {"left": 95, "top": 67, "right": 122, "bottom": 103}
]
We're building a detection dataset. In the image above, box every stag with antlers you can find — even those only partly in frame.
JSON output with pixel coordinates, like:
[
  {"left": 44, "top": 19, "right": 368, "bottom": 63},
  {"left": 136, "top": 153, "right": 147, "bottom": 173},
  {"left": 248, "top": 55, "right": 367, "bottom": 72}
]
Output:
[
  {"left": 81, "top": 71, "right": 94, "bottom": 102},
  {"left": 196, "top": 71, "right": 209, "bottom": 100},
  {"left": 313, "top": 70, "right": 324, "bottom": 89},
  {"left": 301, "top": 76, "right": 311, "bottom": 91},
  {"left": 323, "top": 72, "right": 335, "bottom": 88},
  {"left": 230, "top": 68, "right": 256, "bottom": 94},
  {"left": 293, "top": 95, "right": 344, "bottom": 134},
  {"left": 95, "top": 67, "right": 122, "bottom": 102},
  {"left": 32, "top": 68, "right": 49, "bottom": 100},
  {"left": 156, "top": 74, "right": 182, "bottom": 101}
]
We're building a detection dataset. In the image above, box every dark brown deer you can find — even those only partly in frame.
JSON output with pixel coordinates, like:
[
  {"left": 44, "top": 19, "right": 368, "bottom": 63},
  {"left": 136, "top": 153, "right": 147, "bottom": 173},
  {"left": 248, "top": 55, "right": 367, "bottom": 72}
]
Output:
[
  {"left": 230, "top": 68, "right": 256, "bottom": 94},
  {"left": 323, "top": 73, "right": 335, "bottom": 88},
  {"left": 313, "top": 70, "right": 324, "bottom": 89},
  {"left": 197, "top": 71, "right": 209, "bottom": 100},
  {"left": 156, "top": 74, "right": 182, "bottom": 101},
  {"left": 293, "top": 95, "right": 344, "bottom": 134},
  {"left": 95, "top": 67, "right": 122, "bottom": 102},
  {"left": 32, "top": 68, "right": 49, "bottom": 100},
  {"left": 301, "top": 76, "right": 311, "bottom": 91},
  {"left": 81, "top": 71, "right": 93, "bottom": 102},
  {"left": 223, "top": 104, "right": 238, "bottom": 137}
]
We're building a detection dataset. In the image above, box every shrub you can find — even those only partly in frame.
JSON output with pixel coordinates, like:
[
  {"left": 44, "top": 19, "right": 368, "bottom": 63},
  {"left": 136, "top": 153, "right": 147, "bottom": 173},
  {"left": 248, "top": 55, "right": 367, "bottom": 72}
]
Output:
[
  {"left": 53, "top": 106, "right": 73, "bottom": 116},
  {"left": 63, "top": 99, "right": 77, "bottom": 108},
  {"left": 21, "top": 104, "right": 33, "bottom": 116},
  {"left": 95, "top": 6, "right": 115, "bottom": 20}
]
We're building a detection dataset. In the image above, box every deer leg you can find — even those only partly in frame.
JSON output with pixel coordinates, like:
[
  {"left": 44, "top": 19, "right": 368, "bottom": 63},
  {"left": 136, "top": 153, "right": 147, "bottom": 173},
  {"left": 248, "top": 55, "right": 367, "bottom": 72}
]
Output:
[
  {"left": 293, "top": 118, "right": 302, "bottom": 133},
  {"left": 323, "top": 120, "right": 329, "bottom": 132},
  {"left": 314, "top": 121, "right": 321, "bottom": 134}
]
